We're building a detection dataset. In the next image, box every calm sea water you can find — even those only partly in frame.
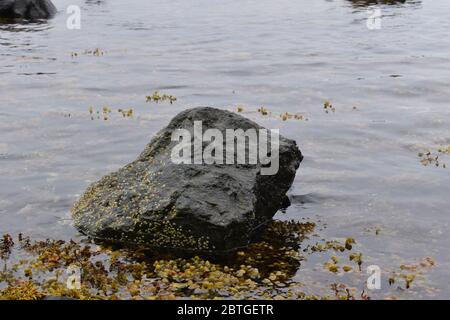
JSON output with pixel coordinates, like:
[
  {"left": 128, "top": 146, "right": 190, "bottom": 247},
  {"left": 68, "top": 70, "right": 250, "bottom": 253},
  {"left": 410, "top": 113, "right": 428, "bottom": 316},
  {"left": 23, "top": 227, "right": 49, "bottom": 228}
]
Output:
[{"left": 1, "top": 0, "right": 450, "bottom": 298}]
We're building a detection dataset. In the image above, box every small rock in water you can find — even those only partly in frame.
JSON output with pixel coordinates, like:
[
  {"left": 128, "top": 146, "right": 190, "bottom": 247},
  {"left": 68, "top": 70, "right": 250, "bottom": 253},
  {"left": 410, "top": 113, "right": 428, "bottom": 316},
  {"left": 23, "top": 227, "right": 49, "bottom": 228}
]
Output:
[
  {"left": 0, "top": 0, "right": 56, "bottom": 20},
  {"left": 72, "top": 107, "right": 303, "bottom": 252}
]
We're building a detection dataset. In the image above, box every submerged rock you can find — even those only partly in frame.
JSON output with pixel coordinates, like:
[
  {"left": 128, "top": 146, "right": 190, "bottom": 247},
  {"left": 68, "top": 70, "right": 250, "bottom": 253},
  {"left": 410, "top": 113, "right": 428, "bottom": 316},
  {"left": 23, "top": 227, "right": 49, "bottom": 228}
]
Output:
[
  {"left": 0, "top": 0, "right": 56, "bottom": 20},
  {"left": 72, "top": 107, "right": 302, "bottom": 252}
]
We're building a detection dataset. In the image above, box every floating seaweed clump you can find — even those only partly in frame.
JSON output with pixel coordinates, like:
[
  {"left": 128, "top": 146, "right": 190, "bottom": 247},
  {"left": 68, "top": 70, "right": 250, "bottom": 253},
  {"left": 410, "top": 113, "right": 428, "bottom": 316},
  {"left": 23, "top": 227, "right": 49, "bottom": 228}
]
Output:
[
  {"left": 303, "top": 237, "right": 362, "bottom": 274},
  {"left": 323, "top": 100, "right": 336, "bottom": 113},
  {"left": 387, "top": 257, "right": 436, "bottom": 290},
  {"left": 235, "top": 106, "right": 308, "bottom": 122},
  {"left": 0, "top": 234, "right": 14, "bottom": 260},
  {"left": 437, "top": 146, "right": 450, "bottom": 154},
  {"left": 88, "top": 106, "right": 134, "bottom": 121},
  {"left": 118, "top": 108, "right": 134, "bottom": 118},
  {"left": 71, "top": 48, "right": 106, "bottom": 57},
  {"left": 418, "top": 147, "right": 449, "bottom": 168},
  {"left": 257, "top": 107, "right": 269, "bottom": 116},
  {"left": 280, "top": 112, "right": 308, "bottom": 122},
  {"left": 146, "top": 91, "right": 177, "bottom": 104},
  {"left": 330, "top": 283, "right": 368, "bottom": 300}
]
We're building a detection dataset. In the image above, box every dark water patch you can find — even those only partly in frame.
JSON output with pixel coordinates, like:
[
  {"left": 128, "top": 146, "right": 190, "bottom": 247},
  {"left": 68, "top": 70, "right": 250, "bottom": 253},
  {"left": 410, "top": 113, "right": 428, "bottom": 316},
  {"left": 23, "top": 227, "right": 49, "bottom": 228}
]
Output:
[
  {"left": 346, "top": 0, "right": 422, "bottom": 8},
  {"left": 17, "top": 72, "right": 57, "bottom": 76},
  {"left": 289, "top": 193, "right": 334, "bottom": 205}
]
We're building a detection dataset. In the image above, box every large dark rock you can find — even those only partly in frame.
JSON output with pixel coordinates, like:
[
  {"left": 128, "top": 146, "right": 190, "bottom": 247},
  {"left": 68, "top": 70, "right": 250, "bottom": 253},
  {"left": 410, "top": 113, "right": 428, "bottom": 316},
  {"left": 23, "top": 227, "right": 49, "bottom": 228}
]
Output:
[
  {"left": 72, "top": 107, "right": 302, "bottom": 252},
  {"left": 0, "top": 0, "right": 56, "bottom": 20}
]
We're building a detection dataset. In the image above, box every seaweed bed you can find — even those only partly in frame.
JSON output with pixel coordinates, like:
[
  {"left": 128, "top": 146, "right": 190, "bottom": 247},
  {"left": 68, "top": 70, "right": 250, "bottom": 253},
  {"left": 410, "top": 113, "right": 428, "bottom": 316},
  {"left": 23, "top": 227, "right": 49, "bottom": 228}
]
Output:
[
  {"left": 0, "top": 219, "right": 436, "bottom": 300},
  {"left": 0, "top": 98, "right": 441, "bottom": 300}
]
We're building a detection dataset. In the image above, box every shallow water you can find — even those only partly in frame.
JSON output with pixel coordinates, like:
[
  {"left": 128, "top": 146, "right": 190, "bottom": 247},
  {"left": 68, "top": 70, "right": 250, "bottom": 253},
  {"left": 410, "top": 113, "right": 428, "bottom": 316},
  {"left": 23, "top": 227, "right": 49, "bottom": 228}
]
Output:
[{"left": 1, "top": 0, "right": 450, "bottom": 299}]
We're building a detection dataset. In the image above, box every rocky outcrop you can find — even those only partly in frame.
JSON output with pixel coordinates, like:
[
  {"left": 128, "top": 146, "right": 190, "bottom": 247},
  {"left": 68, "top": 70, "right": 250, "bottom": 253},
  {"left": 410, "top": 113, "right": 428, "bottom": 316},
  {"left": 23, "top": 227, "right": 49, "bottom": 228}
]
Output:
[
  {"left": 0, "top": 0, "right": 56, "bottom": 20},
  {"left": 72, "top": 107, "right": 303, "bottom": 252}
]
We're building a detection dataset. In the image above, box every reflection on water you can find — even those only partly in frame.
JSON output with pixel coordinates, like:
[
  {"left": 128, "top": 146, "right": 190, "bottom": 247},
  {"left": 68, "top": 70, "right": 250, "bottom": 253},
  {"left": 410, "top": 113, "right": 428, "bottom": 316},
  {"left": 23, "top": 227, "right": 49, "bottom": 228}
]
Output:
[
  {"left": 346, "top": 0, "right": 418, "bottom": 7},
  {"left": 1, "top": 0, "right": 450, "bottom": 298},
  {"left": 0, "top": 20, "right": 52, "bottom": 33}
]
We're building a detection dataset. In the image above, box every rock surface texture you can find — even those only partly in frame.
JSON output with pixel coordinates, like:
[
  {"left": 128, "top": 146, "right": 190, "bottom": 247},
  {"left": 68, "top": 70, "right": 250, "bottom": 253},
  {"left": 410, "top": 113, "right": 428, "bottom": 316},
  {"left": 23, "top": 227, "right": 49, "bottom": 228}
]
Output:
[
  {"left": 72, "top": 107, "right": 303, "bottom": 252},
  {"left": 0, "top": 0, "right": 56, "bottom": 20}
]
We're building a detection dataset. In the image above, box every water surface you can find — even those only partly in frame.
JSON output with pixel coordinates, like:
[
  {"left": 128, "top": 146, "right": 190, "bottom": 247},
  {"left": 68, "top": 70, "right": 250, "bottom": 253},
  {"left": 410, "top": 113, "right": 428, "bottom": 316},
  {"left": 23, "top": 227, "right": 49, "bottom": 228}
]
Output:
[{"left": 1, "top": 0, "right": 450, "bottom": 298}]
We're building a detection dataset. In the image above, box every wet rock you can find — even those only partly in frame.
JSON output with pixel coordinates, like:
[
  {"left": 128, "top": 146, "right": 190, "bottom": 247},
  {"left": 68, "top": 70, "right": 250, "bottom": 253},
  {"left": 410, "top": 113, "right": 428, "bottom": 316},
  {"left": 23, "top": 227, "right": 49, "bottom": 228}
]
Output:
[
  {"left": 0, "top": 0, "right": 56, "bottom": 20},
  {"left": 72, "top": 107, "right": 303, "bottom": 252}
]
